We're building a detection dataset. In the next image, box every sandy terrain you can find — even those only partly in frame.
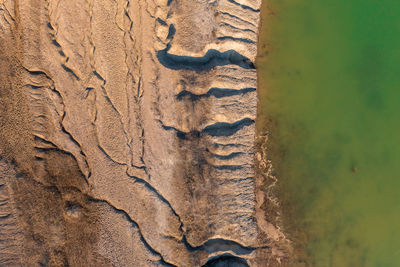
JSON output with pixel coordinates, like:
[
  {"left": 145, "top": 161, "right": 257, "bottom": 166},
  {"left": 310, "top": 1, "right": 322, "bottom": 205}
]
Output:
[{"left": 0, "top": 0, "right": 289, "bottom": 266}]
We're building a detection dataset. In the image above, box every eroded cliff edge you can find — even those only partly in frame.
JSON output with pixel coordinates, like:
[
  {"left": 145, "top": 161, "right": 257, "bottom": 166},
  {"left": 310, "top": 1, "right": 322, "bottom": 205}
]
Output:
[{"left": 0, "top": 0, "right": 289, "bottom": 266}]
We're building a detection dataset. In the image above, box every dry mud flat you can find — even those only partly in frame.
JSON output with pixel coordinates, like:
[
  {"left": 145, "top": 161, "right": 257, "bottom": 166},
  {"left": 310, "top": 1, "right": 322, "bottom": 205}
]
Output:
[{"left": 0, "top": 0, "right": 289, "bottom": 266}]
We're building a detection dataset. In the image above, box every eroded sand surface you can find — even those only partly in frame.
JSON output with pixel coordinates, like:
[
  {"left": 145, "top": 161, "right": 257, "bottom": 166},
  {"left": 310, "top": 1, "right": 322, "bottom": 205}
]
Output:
[{"left": 0, "top": 0, "right": 288, "bottom": 265}]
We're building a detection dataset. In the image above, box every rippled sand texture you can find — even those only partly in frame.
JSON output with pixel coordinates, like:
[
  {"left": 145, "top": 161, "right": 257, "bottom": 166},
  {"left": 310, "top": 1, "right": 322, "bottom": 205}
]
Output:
[{"left": 0, "top": 0, "right": 289, "bottom": 266}]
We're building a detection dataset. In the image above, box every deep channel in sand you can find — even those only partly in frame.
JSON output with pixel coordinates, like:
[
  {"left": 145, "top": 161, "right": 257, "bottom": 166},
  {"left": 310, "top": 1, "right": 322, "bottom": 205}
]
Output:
[{"left": 257, "top": 0, "right": 400, "bottom": 265}]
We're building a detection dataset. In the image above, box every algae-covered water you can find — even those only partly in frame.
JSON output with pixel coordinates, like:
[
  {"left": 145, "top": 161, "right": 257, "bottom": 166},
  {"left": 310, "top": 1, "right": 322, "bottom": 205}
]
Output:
[{"left": 257, "top": 0, "right": 400, "bottom": 266}]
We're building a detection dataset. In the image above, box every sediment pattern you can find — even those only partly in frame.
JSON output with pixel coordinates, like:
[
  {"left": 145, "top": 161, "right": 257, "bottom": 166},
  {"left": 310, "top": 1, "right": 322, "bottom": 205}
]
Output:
[{"left": 0, "top": 0, "right": 288, "bottom": 266}]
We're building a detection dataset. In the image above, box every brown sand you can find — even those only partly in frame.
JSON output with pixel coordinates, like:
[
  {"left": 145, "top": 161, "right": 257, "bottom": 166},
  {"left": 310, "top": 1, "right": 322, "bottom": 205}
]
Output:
[{"left": 0, "top": 0, "right": 288, "bottom": 266}]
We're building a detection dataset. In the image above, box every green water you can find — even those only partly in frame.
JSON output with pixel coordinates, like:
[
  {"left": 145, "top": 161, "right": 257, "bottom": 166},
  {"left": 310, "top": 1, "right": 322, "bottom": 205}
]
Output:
[{"left": 257, "top": 0, "right": 400, "bottom": 266}]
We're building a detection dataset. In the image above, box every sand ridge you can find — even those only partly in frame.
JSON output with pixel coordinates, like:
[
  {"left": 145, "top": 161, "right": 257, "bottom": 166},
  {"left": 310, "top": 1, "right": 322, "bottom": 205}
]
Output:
[{"left": 0, "top": 0, "right": 288, "bottom": 265}]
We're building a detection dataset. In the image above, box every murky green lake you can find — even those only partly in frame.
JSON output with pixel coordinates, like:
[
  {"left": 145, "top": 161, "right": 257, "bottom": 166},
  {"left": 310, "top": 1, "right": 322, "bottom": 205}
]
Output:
[{"left": 257, "top": 0, "right": 400, "bottom": 266}]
